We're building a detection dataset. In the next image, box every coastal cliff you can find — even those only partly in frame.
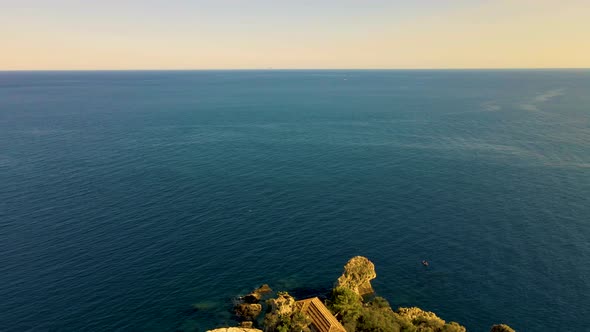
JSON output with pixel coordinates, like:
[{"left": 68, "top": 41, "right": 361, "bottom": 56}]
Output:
[
  {"left": 206, "top": 257, "right": 515, "bottom": 332},
  {"left": 334, "top": 256, "right": 376, "bottom": 297}
]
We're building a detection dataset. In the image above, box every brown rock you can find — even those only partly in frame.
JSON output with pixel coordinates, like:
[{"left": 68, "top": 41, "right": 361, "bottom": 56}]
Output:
[
  {"left": 254, "top": 284, "right": 272, "bottom": 294},
  {"left": 243, "top": 292, "right": 261, "bottom": 304},
  {"left": 490, "top": 324, "right": 516, "bottom": 332},
  {"left": 235, "top": 303, "right": 262, "bottom": 320},
  {"left": 207, "top": 328, "right": 262, "bottom": 332},
  {"left": 243, "top": 284, "right": 272, "bottom": 304},
  {"left": 267, "top": 292, "right": 295, "bottom": 316},
  {"left": 334, "top": 256, "right": 376, "bottom": 296},
  {"left": 240, "top": 321, "right": 253, "bottom": 328}
]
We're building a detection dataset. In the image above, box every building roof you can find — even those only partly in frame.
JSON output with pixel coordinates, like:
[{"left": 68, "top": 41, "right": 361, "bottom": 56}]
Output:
[{"left": 295, "top": 297, "right": 346, "bottom": 332}]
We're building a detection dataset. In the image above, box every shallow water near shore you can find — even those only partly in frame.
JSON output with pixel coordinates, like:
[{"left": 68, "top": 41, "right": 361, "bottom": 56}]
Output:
[{"left": 1, "top": 70, "right": 589, "bottom": 331}]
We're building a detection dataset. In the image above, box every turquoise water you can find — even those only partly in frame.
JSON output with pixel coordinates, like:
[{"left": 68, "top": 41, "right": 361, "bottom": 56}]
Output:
[{"left": 1, "top": 70, "right": 589, "bottom": 331}]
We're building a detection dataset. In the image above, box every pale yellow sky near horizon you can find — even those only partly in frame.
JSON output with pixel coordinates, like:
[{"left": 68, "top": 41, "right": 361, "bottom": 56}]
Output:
[{"left": 1, "top": 0, "right": 589, "bottom": 70}]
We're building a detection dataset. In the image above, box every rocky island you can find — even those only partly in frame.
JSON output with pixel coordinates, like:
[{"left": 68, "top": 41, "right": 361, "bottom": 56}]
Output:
[{"left": 207, "top": 257, "right": 515, "bottom": 332}]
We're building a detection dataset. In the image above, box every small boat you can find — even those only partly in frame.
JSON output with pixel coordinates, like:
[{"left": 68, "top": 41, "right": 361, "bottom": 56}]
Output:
[{"left": 422, "top": 260, "right": 429, "bottom": 266}]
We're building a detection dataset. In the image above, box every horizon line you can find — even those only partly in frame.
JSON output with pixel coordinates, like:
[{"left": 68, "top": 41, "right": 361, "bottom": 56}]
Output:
[{"left": 1, "top": 67, "right": 590, "bottom": 72}]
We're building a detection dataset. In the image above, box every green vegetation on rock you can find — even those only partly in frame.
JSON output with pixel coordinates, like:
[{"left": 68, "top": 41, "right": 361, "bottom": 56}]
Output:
[
  {"left": 327, "top": 287, "right": 465, "bottom": 332},
  {"left": 328, "top": 287, "right": 364, "bottom": 331},
  {"left": 263, "top": 292, "right": 311, "bottom": 332}
]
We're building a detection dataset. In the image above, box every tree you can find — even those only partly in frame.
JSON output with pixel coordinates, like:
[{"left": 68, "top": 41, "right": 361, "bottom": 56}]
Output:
[{"left": 328, "top": 287, "right": 364, "bottom": 332}]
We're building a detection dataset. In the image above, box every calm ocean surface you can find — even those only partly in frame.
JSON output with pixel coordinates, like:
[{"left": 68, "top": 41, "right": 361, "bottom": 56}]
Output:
[{"left": 0, "top": 70, "right": 589, "bottom": 331}]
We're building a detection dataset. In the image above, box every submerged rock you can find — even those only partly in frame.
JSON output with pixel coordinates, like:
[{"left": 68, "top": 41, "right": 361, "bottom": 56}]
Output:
[
  {"left": 191, "top": 301, "right": 219, "bottom": 311},
  {"left": 334, "top": 256, "right": 376, "bottom": 296}
]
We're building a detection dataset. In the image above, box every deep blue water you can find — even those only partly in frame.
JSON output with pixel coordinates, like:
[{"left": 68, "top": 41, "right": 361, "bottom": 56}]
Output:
[{"left": 1, "top": 70, "right": 589, "bottom": 331}]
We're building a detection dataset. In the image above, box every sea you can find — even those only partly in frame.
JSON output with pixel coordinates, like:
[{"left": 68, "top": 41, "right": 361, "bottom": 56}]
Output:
[{"left": 0, "top": 70, "right": 589, "bottom": 331}]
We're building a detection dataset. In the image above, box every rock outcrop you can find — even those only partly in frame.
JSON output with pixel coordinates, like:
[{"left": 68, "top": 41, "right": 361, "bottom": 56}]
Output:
[
  {"left": 207, "top": 328, "right": 262, "bottom": 332},
  {"left": 267, "top": 292, "right": 295, "bottom": 316},
  {"left": 243, "top": 293, "right": 261, "bottom": 304},
  {"left": 263, "top": 292, "right": 309, "bottom": 332},
  {"left": 334, "top": 256, "right": 376, "bottom": 296},
  {"left": 235, "top": 303, "right": 262, "bottom": 320},
  {"left": 235, "top": 284, "right": 274, "bottom": 321},
  {"left": 243, "top": 284, "right": 273, "bottom": 304},
  {"left": 254, "top": 284, "right": 272, "bottom": 294},
  {"left": 490, "top": 324, "right": 516, "bottom": 332}
]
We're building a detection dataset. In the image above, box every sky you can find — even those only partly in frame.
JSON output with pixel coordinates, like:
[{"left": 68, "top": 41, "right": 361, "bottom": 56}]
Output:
[{"left": 1, "top": 0, "right": 589, "bottom": 70}]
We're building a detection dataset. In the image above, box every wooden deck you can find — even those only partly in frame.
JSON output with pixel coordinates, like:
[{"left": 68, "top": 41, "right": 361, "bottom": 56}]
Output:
[{"left": 295, "top": 297, "right": 346, "bottom": 332}]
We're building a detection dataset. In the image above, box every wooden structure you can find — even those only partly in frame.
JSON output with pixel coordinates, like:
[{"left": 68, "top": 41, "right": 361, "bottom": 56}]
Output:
[{"left": 295, "top": 297, "right": 346, "bottom": 332}]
